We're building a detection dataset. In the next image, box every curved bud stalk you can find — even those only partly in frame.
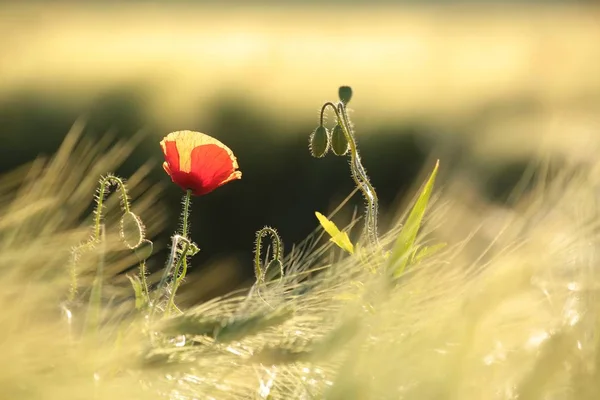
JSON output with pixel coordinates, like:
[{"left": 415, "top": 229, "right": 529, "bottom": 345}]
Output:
[
  {"left": 94, "top": 174, "right": 154, "bottom": 311},
  {"left": 93, "top": 174, "right": 131, "bottom": 242},
  {"left": 69, "top": 174, "right": 145, "bottom": 302},
  {"left": 311, "top": 87, "right": 380, "bottom": 250},
  {"left": 254, "top": 226, "right": 284, "bottom": 283}
]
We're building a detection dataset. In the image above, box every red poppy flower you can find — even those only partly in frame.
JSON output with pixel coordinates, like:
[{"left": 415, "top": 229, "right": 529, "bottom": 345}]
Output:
[{"left": 160, "top": 130, "right": 242, "bottom": 196}]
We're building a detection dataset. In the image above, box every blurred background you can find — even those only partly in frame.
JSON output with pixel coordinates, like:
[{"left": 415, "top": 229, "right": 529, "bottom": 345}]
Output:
[{"left": 1, "top": 0, "right": 599, "bottom": 303}]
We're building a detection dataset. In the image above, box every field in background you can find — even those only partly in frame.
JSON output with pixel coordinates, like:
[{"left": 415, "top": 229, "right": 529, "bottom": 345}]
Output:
[{"left": 1, "top": 3, "right": 599, "bottom": 161}]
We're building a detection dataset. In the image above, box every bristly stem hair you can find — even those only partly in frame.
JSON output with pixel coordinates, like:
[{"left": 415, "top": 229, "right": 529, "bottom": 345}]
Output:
[
  {"left": 93, "top": 174, "right": 131, "bottom": 242},
  {"left": 69, "top": 174, "right": 133, "bottom": 302},
  {"left": 164, "top": 189, "right": 194, "bottom": 314},
  {"left": 177, "top": 189, "right": 193, "bottom": 282},
  {"left": 166, "top": 236, "right": 191, "bottom": 315},
  {"left": 181, "top": 189, "right": 192, "bottom": 239},
  {"left": 319, "top": 96, "right": 380, "bottom": 249}
]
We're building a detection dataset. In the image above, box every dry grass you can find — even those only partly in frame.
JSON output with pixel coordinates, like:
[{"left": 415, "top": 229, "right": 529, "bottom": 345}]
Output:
[{"left": 2, "top": 116, "right": 600, "bottom": 398}]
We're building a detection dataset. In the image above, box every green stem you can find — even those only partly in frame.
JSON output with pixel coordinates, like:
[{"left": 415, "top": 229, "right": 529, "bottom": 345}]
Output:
[
  {"left": 139, "top": 260, "right": 149, "bottom": 298},
  {"left": 165, "top": 190, "right": 193, "bottom": 315},
  {"left": 181, "top": 189, "right": 192, "bottom": 238},
  {"left": 319, "top": 102, "right": 380, "bottom": 248},
  {"left": 178, "top": 189, "right": 192, "bottom": 283},
  {"left": 319, "top": 102, "right": 339, "bottom": 126},
  {"left": 167, "top": 238, "right": 190, "bottom": 315},
  {"left": 68, "top": 247, "right": 80, "bottom": 302},
  {"left": 84, "top": 224, "right": 106, "bottom": 337},
  {"left": 69, "top": 174, "right": 130, "bottom": 302},
  {"left": 93, "top": 174, "right": 131, "bottom": 241},
  {"left": 338, "top": 103, "right": 379, "bottom": 247}
]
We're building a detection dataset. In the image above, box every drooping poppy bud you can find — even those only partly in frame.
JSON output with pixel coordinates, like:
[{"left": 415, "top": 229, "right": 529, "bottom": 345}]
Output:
[
  {"left": 134, "top": 239, "right": 154, "bottom": 262},
  {"left": 160, "top": 130, "right": 242, "bottom": 196},
  {"left": 331, "top": 124, "right": 349, "bottom": 156},
  {"left": 120, "top": 211, "right": 145, "bottom": 249},
  {"left": 309, "top": 125, "right": 330, "bottom": 158}
]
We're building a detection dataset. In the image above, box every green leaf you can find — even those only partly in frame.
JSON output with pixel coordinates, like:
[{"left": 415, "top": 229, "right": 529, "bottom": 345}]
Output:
[
  {"left": 315, "top": 211, "right": 354, "bottom": 254},
  {"left": 127, "top": 274, "right": 146, "bottom": 310},
  {"left": 389, "top": 160, "right": 439, "bottom": 278}
]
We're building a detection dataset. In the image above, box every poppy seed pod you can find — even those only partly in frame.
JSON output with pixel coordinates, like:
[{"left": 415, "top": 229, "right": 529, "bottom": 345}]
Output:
[
  {"left": 309, "top": 125, "right": 330, "bottom": 158},
  {"left": 338, "top": 86, "right": 353, "bottom": 105},
  {"left": 160, "top": 130, "right": 242, "bottom": 196},
  {"left": 331, "top": 124, "right": 350, "bottom": 156}
]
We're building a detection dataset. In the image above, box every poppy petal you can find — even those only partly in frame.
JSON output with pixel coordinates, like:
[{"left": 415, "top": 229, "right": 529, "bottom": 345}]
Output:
[
  {"left": 189, "top": 143, "right": 241, "bottom": 195},
  {"left": 219, "top": 170, "right": 243, "bottom": 187},
  {"left": 160, "top": 139, "right": 181, "bottom": 173},
  {"left": 160, "top": 130, "right": 241, "bottom": 195},
  {"left": 162, "top": 161, "right": 172, "bottom": 175}
]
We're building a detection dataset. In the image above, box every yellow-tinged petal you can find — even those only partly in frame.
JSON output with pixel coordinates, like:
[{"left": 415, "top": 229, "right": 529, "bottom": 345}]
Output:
[
  {"left": 315, "top": 211, "right": 355, "bottom": 254},
  {"left": 160, "top": 130, "right": 242, "bottom": 196},
  {"left": 160, "top": 130, "right": 240, "bottom": 173}
]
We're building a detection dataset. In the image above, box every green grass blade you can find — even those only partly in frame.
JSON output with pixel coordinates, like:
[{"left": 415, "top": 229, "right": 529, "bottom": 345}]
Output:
[
  {"left": 389, "top": 160, "right": 439, "bottom": 278},
  {"left": 126, "top": 274, "right": 146, "bottom": 310}
]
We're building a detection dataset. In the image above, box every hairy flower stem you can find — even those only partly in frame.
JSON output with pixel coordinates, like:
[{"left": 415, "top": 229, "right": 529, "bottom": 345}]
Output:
[
  {"left": 181, "top": 189, "right": 192, "bottom": 238},
  {"left": 320, "top": 102, "right": 380, "bottom": 248},
  {"left": 84, "top": 224, "right": 106, "bottom": 337},
  {"left": 178, "top": 190, "right": 192, "bottom": 281},
  {"left": 151, "top": 235, "right": 184, "bottom": 318},
  {"left": 166, "top": 189, "right": 193, "bottom": 314},
  {"left": 166, "top": 239, "right": 190, "bottom": 315}
]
